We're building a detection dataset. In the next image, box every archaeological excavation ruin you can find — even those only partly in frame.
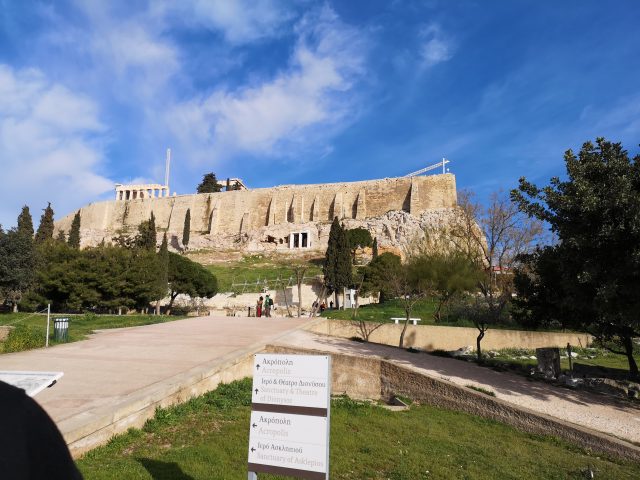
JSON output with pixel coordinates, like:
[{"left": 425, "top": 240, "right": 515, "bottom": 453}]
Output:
[{"left": 55, "top": 173, "right": 460, "bottom": 255}]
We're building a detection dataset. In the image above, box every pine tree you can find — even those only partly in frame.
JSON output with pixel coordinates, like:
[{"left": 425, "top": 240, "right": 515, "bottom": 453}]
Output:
[
  {"left": 68, "top": 211, "right": 81, "bottom": 249},
  {"left": 17, "top": 206, "right": 34, "bottom": 238},
  {"left": 197, "top": 173, "right": 222, "bottom": 193},
  {"left": 0, "top": 228, "right": 36, "bottom": 312},
  {"left": 56, "top": 230, "right": 66, "bottom": 242},
  {"left": 372, "top": 237, "right": 379, "bottom": 259},
  {"left": 35, "top": 202, "right": 55, "bottom": 243},
  {"left": 182, "top": 209, "right": 191, "bottom": 249},
  {"left": 136, "top": 212, "right": 157, "bottom": 250}
]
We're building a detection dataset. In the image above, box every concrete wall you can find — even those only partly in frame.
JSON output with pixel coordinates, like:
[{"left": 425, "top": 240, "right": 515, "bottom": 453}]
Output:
[
  {"left": 55, "top": 174, "right": 457, "bottom": 249},
  {"left": 305, "top": 319, "right": 592, "bottom": 351},
  {"left": 64, "top": 348, "right": 257, "bottom": 458},
  {"left": 197, "top": 284, "right": 376, "bottom": 312}
]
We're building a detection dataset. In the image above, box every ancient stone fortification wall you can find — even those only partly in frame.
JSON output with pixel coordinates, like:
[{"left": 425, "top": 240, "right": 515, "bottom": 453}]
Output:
[{"left": 55, "top": 174, "right": 457, "bottom": 250}]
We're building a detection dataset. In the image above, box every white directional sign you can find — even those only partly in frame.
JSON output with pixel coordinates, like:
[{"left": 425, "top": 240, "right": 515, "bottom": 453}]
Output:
[
  {"left": 248, "top": 354, "right": 331, "bottom": 480},
  {"left": 252, "top": 355, "right": 330, "bottom": 410},
  {"left": 248, "top": 412, "right": 328, "bottom": 473}
]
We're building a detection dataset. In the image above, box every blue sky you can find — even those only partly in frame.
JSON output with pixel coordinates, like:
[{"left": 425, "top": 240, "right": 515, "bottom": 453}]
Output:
[{"left": 1, "top": 0, "right": 639, "bottom": 228}]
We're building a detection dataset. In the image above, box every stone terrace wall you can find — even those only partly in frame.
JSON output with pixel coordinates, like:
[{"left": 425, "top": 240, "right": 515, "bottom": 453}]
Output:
[
  {"left": 55, "top": 174, "right": 457, "bottom": 250},
  {"left": 306, "top": 319, "right": 593, "bottom": 351}
]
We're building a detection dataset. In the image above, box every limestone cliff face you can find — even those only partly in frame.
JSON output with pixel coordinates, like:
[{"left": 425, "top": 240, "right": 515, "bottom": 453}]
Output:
[{"left": 54, "top": 174, "right": 458, "bottom": 253}]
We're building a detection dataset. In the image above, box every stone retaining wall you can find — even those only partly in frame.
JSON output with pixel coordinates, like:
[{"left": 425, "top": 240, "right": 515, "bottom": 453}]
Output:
[
  {"left": 305, "top": 319, "right": 592, "bottom": 351},
  {"left": 266, "top": 345, "right": 640, "bottom": 462}
]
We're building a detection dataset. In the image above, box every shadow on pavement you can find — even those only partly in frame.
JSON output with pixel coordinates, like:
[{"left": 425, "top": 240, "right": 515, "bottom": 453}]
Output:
[{"left": 296, "top": 333, "right": 640, "bottom": 412}]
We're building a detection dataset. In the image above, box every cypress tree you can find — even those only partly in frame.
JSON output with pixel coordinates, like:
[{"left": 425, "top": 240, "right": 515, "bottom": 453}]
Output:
[
  {"left": 56, "top": 230, "right": 66, "bottom": 242},
  {"left": 17, "top": 206, "right": 34, "bottom": 238},
  {"left": 182, "top": 209, "right": 191, "bottom": 249},
  {"left": 372, "top": 237, "right": 379, "bottom": 259},
  {"left": 68, "top": 211, "right": 81, "bottom": 249},
  {"left": 335, "top": 222, "right": 353, "bottom": 289},
  {"left": 156, "top": 233, "right": 169, "bottom": 314},
  {"left": 35, "top": 202, "right": 55, "bottom": 243},
  {"left": 322, "top": 218, "right": 352, "bottom": 308},
  {"left": 323, "top": 217, "right": 341, "bottom": 292}
]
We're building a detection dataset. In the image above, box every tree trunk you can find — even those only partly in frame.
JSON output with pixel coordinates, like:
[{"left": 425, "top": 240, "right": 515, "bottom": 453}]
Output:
[
  {"left": 334, "top": 291, "right": 339, "bottom": 310},
  {"left": 352, "top": 290, "right": 360, "bottom": 319},
  {"left": 476, "top": 329, "right": 485, "bottom": 361},
  {"left": 12, "top": 303, "right": 18, "bottom": 313},
  {"left": 434, "top": 299, "right": 443, "bottom": 323},
  {"left": 155, "top": 301, "right": 161, "bottom": 315},
  {"left": 622, "top": 335, "right": 639, "bottom": 379},
  {"left": 281, "top": 284, "right": 292, "bottom": 317},
  {"left": 167, "top": 292, "right": 179, "bottom": 316},
  {"left": 297, "top": 282, "right": 302, "bottom": 318},
  {"left": 399, "top": 314, "right": 410, "bottom": 349}
]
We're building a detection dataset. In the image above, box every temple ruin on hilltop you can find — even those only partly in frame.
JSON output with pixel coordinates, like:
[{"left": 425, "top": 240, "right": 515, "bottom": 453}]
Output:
[{"left": 55, "top": 162, "right": 460, "bottom": 255}]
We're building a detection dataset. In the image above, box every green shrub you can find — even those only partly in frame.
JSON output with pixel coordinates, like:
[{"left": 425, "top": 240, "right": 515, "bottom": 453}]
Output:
[{"left": 3, "top": 325, "right": 43, "bottom": 353}]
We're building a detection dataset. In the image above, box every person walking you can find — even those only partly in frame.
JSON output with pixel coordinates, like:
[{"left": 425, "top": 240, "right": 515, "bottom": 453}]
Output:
[
  {"left": 257, "top": 296, "right": 263, "bottom": 317},
  {"left": 264, "top": 294, "right": 272, "bottom": 317}
]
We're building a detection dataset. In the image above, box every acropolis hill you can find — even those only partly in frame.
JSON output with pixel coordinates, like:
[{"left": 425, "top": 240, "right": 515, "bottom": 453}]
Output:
[{"left": 55, "top": 173, "right": 459, "bottom": 254}]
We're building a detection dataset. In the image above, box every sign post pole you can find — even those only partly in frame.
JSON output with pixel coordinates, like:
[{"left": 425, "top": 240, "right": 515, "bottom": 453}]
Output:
[{"left": 45, "top": 304, "right": 50, "bottom": 348}]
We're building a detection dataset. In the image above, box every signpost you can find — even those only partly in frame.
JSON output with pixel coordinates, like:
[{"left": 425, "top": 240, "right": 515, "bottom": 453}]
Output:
[{"left": 248, "top": 354, "right": 331, "bottom": 480}]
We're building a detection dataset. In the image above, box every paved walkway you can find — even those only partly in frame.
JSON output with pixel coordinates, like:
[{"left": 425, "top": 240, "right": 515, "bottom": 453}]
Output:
[
  {"left": 0, "top": 316, "right": 307, "bottom": 423},
  {"left": 274, "top": 329, "right": 640, "bottom": 444},
  {"left": 2, "top": 316, "right": 638, "bottom": 448}
]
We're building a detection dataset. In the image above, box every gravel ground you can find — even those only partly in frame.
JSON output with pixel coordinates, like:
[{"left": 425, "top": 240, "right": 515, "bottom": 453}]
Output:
[{"left": 275, "top": 329, "right": 640, "bottom": 444}]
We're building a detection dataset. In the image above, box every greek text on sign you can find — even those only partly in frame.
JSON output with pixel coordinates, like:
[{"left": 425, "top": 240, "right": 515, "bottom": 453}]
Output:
[
  {"left": 248, "top": 411, "right": 327, "bottom": 473},
  {"left": 252, "top": 354, "right": 330, "bottom": 409},
  {"left": 249, "top": 354, "right": 331, "bottom": 480}
]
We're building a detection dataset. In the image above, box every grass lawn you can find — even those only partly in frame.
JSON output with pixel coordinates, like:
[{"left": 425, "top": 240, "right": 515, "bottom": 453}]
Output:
[
  {"left": 77, "top": 378, "right": 640, "bottom": 480},
  {"left": 0, "top": 312, "right": 185, "bottom": 353},
  {"left": 323, "top": 298, "right": 445, "bottom": 325},
  {"left": 203, "top": 254, "right": 323, "bottom": 293},
  {"left": 481, "top": 347, "right": 640, "bottom": 373}
]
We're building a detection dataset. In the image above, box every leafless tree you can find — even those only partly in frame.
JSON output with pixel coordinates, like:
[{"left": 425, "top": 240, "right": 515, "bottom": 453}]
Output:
[
  {"left": 387, "top": 263, "right": 428, "bottom": 349},
  {"left": 291, "top": 263, "right": 308, "bottom": 318},
  {"left": 450, "top": 190, "right": 544, "bottom": 359}
]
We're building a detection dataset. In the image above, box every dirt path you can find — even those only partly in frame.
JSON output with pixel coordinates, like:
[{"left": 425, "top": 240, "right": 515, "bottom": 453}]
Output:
[{"left": 275, "top": 329, "right": 640, "bottom": 444}]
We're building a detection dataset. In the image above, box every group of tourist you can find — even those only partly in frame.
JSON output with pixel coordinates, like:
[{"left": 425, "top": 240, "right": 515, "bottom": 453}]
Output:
[{"left": 256, "top": 294, "right": 273, "bottom": 317}]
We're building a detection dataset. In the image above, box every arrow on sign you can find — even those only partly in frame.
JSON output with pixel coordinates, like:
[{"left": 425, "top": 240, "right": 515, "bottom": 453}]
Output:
[
  {"left": 251, "top": 447, "right": 256, "bottom": 452},
  {"left": 254, "top": 388, "right": 259, "bottom": 394},
  {"left": 252, "top": 423, "right": 257, "bottom": 428},
  {"left": 256, "top": 364, "right": 260, "bottom": 370}
]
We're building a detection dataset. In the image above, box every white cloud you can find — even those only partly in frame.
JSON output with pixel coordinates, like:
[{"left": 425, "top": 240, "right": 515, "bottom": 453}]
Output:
[
  {"left": 167, "top": 5, "right": 367, "bottom": 163},
  {"left": 419, "top": 24, "right": 453, "bottom": 68},
  {"left": 158, "top": 0, "right": 295, "bottom": 45},
  {"left": 0, "top": 65, "right": 112, "bottom": 228}
]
